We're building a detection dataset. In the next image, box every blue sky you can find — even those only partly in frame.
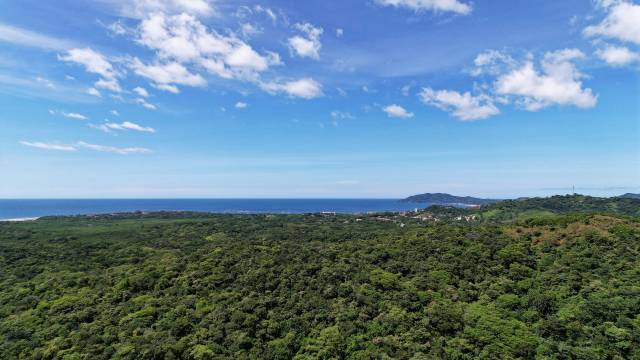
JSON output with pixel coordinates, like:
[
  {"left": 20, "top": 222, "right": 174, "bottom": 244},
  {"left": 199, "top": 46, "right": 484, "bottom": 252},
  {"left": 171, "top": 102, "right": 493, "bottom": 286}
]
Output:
[{"left": 0, "top": 0, "right": 638, "bottom": 198}]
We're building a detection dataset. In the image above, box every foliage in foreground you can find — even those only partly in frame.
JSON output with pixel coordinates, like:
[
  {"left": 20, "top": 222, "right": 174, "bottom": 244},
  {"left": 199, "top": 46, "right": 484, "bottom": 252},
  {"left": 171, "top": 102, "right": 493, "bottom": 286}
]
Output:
[{"left": 0, "top": 210, "right": 639, "bottom": 359}]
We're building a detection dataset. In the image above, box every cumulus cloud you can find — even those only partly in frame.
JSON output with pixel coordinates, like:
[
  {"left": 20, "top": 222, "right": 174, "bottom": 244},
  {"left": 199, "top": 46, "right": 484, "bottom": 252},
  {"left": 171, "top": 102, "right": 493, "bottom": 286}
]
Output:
[
  {"left": 376, "top": 0, "right": 472, "bottom": 15},
  {"left": 429, "top": 48, "right": 598, "bottom": 119},
  {"left": 153, "top": 83, "right": 180, "bottom": 93},
  {"left": 383, "top": 104, "right": 414, "bottom": 118},
  {"left": 130, "top": 58, "right": 207, "bottom": 91},
  {"left": 135, "top": 12, "right": 279, "bottom": 83},
  {"left": 419, "top": 88, "right": 499, "bottom": 120},
  {"left": 19, "top": 141, "right": 76, "bottom": 151},
  {"left": 133, "top": 86, "right": 149, "bottom": 97},
  {"left": 596, "top": 45, "right": 639, "bottom": 66},
  {"left": 94, "top": 78, "right": 122, "bottom": 93},
  {"left": 260, "top": 78, "right": 323, "bottom": 99},
  {"left": 135, "top": 98, "right": 157, "bottom": 110},
  {"left": 288, "top": 23, "right": 323, "bottom": 59},
  {"left": 584, "top": 1, "right": 640, "bottom": 45},
  {"left": 87, "top": 87, "right": 102, "bottom": 97},
  {"left": 72, "top": 5, "right": 316, "bottom": 100},
  {"left": 51, "top": 2, "right": 326, "bottom": 101},
  {"left": 59, "top": 48, "right": 124, "bottom": 95},
  {"left": 235, "top": 101, "right": 248, "bottom": 109},
  {"left": 59, "top": 48, "right": 118, "bottom": 79},
  {"left": 470, "top": 50, "right": 517, "bottom": 76},
  {"left": 494, "top": 49, "right": 597, "bottom": 110}
]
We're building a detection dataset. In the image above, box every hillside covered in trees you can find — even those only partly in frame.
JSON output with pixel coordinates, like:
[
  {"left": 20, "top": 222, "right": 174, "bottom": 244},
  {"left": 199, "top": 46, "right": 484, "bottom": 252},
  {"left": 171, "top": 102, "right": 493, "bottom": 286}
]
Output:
[
  {"left": 1, "top": 195, "right": 639, "bottom": 359},
  {"left": 417, "top": 194, "right": 640, "bottom": 223}
]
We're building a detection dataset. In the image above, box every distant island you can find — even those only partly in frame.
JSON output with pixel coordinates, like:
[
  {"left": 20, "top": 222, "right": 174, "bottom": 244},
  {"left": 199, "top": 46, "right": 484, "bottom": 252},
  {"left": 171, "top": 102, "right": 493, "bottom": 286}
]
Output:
[{"left": 401, "top": 192, "right": 501, "bottom": 206}]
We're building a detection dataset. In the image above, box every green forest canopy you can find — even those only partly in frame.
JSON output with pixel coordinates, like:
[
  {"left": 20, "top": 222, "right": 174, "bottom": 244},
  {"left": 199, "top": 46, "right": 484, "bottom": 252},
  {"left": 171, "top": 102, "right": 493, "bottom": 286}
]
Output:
[{"left": 1, "top": 195, "right": 639, "bottom": 359}]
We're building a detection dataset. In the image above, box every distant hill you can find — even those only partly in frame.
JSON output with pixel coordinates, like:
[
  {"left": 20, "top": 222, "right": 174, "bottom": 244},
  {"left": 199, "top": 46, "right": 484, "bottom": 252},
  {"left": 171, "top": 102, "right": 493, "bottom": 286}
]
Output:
[
  {"left": 470, "top": 194, "right": 640, "bottom": 222},
  {"left": 401, "top": 192, "right": 500, "bottom": 206},
  {"left": 618, "top": 193, "right": 640, "bottom": 200}
]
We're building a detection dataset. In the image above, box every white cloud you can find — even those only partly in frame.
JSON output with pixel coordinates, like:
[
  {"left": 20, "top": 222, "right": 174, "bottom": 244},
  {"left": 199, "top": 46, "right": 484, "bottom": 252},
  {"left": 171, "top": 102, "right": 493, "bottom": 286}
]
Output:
[
  {"left": 260, "top": 78, "right": 323, "bottom": 99},
  {"left": 110, "top": 0, "right": 214, "bottom": 19},
  {"left": 235, "top": 101, "right": 248, "bottom": 109},
  {"left": 76, "top": 141, "right": 152, "bottom": 155},
  {"left": 87, "top": 87, "right": 102, "bottom": 97},
  {"left": 225, "top": 44, "right": 277, "bottom": 72},
  {"left": 401, "top": 84, "right": 412, "bottom": 96},
  {"left": 48, "top": 109, "right": 90, "bottom": 120},
  {"left": 130, "top": 58, "right": 207, "bottom": 91},
  {"left": 133, "top": 86, "right": 150, "bottom": 97},
  {"left": 288, "top": 23, "right": 323, "bottom": 59},
  {"left": 0, "top": 23, "right": 75, "bottom": 50},
  {"left": 376, "top": 0, "right": 472, "bottom": 15},
  {"left": 137, "top": 13, "right": 202, "bottom": 62},
  {"left": 330, "top": 111, "right": 354, "bottom": 120},
  {"left": 164, "top": 0, "right": 213, "bottom": 15},
  {"left": 35, "top": 77, "right": 55, "bottom": 89},
  {"left": 106, "top": 20, "right": 130, "bottom": 36},
  {"left": 362, "top": 85, "right": 374, "bottom": 93},
  {"left": 136, "top": 12, "right": 279, "bottom": 81},
  {"left": 89, "top": 123, "right": 112, "bottom": 133},
  {"left": 596, "top": 45, "right": 639, "bottom": 66},
  {"left": 84, "top": 7, "right": 310, "bottom": 100},
  {"left": 470, "top": 50, "right": 516, "bottom": 76},
  {"left": 102, "top": 121, "right": 156, "bottom": 133},
  {"left": 419, "top": 88, "right": 499, "bottom": 120},
  {"left": 135, "top": 97, "right": 157, "bottom": 110},
  {"left": 111, "top": 110, "right": 120, "bottom": 116},
  {"left": 254, "top": 5, "right": 278, "bottom": 24},
  {"left": 336, "top": 28, "right": 344, "bottom": 38},
  {"left": 240, "top": 23, "right": 261, "bottom": 38},
  {"left": 94, "top": 78, "right": 122, "bottom": 93},
  {"left": 383, "top": 104, "right": 414, "bottom": 118},
  {"left": 584, "top": 1, "right": 640, "bottom": 45},
  {"left": 494, "top": 49, "right": 597, "bottom": 110},
  {"left": 153, "top": 83, "right": 180, "bottom": 93},
  {"left": 59, "top": 48, "right": 123, "bottom": 95},
  {"left": 59, "top": 48, "right": 118, "bottom": 79},
  {"left": 61, "top": 112, "right": 88, "bottom": 120},
  {"left": 469, "top": 49, "right": 598, "bottom": 111},
  {"left": 19, "top": 141, "right": 76, "bottom": 151},
  {"left": 22, "top": 138, "right": 153, "bottom": 154}
]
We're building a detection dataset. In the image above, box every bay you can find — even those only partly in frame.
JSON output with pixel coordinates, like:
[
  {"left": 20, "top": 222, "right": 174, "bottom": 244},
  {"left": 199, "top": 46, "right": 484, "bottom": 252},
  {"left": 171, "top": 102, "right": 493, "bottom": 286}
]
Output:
[{"left": 0, "top": 199, "right": 424, "bottom": 220}]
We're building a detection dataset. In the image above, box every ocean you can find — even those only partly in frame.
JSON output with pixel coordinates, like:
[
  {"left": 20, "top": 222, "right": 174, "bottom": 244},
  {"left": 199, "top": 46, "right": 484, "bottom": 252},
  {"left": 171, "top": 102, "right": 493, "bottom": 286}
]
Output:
[{"left": 0, "top": 199, "right": 423, "bottom": 220}]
